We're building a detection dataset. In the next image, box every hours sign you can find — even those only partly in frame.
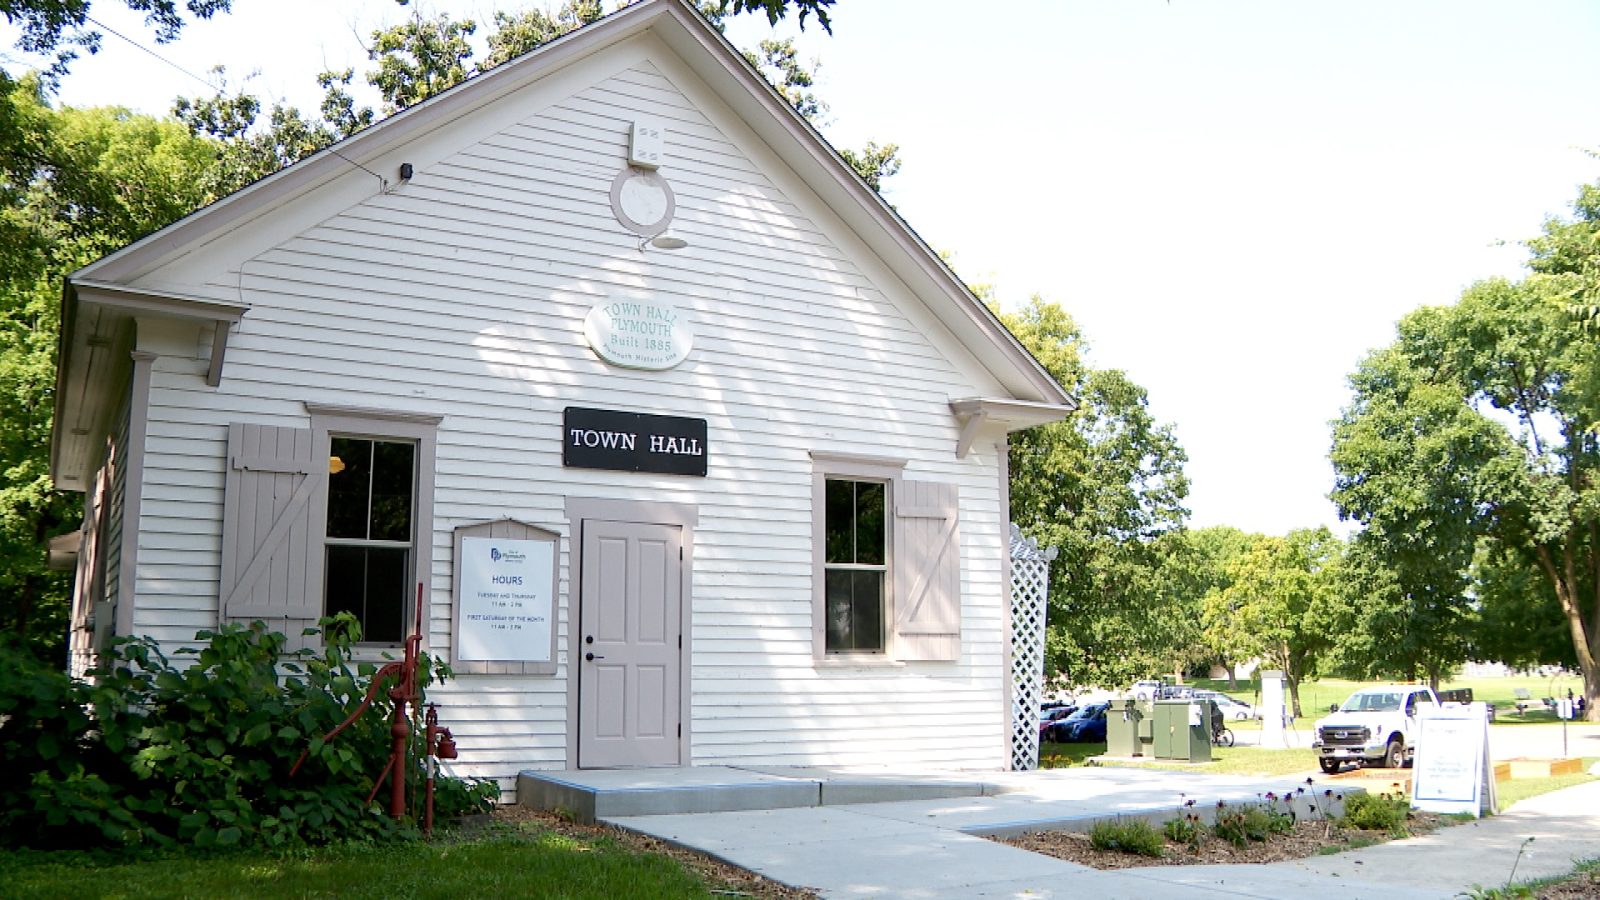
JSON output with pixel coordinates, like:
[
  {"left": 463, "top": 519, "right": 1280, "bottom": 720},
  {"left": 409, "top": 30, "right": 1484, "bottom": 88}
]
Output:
[{"left": 457, "top": 536, "right": 555, "bottom": 662}]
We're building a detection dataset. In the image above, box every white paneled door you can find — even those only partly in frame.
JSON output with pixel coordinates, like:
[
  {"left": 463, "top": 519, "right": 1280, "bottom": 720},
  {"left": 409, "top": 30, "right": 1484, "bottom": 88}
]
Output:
[{"left": 578, "top": 519, "right": 683, "bottom": 768}]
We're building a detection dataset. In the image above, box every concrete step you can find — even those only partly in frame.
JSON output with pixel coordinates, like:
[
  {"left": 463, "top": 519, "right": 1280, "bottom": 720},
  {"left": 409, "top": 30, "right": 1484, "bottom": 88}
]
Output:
[{"left": 516, "top": 765, "right": 998, "bottom": 823}]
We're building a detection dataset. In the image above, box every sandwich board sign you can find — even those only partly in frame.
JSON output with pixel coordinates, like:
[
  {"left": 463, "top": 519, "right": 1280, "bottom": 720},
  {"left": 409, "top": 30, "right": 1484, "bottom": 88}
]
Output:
[{"left": 1410, "top": 701, "right": 1496, "bottom": 817}]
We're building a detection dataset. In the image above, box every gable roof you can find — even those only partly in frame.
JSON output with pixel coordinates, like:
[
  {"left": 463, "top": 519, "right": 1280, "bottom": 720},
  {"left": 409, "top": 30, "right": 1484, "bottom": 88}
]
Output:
[{"left": 54, "top": 0, "right": 1072, "bottom": 487}]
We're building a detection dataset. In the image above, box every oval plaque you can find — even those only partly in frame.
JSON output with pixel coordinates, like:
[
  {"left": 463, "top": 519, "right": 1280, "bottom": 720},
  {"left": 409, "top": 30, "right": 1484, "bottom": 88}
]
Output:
[{"left": 583, "top": 299, "right": 694, "bottom": 370}]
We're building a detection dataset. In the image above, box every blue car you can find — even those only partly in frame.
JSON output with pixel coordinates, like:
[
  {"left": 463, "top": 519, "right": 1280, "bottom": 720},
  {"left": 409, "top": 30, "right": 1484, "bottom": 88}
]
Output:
[{"left": 1049, "top": 703, "right": 1109, "bottom": 743}]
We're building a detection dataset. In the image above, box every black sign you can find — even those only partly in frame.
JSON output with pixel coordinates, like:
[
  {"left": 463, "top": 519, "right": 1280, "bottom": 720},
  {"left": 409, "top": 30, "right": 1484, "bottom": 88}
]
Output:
[{"left": 563, "top": 407, "right": 707, "bottom": 477}]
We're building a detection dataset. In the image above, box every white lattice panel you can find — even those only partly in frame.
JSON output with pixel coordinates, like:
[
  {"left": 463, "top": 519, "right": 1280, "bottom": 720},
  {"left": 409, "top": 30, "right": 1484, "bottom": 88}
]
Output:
[{"left": 1009, "top": 524, "right": 1056, "bottom": 771}]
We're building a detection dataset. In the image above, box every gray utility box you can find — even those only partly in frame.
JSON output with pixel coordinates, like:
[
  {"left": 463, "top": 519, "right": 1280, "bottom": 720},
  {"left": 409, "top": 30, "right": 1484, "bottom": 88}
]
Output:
[
  {"left": 1105, "top": 699, "right": 1146, "bottom": 757},
  {"left": 1152, "top": 699, "right": 1212, "bottom": 762}
]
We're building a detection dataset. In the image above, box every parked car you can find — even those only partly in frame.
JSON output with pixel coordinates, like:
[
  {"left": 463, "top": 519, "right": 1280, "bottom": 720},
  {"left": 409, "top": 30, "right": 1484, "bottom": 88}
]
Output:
[
  {"left": 1054, "top": 703, "right": 1109, "bottom": 743},
  {"left": 1129, "top": 680, "right": 1163, "bottom": 700},
  {"left": 1039, "top": 705, "right": 1078, "bottom": 740},
  {"left": 1312, "top": 686, "right": 1436, "bottom": 774},
  {"left": 1193, "top": 690, "right": 1255, "bottom": 720}
]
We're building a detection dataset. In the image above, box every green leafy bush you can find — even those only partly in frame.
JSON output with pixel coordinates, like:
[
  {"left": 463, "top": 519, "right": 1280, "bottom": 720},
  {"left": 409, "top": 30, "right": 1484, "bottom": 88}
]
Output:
[
  {"left": 1211, "top": 803, "right": 1293, "bottom": 847},
  {"left": 1088, "top": 817, "right": 1165, "bottom": 857},
  {"left": 0, "top": 619, "right": 481, "bottom": 851},
  {"left": 1340, "top": 790, "right": 1410, "bottom": 833},
  {"left": 432, "top": 774, "right": 500, "bottom": 818},
  {"left": 1162, "top": 814, "right": 1204, "bottom": 847}
]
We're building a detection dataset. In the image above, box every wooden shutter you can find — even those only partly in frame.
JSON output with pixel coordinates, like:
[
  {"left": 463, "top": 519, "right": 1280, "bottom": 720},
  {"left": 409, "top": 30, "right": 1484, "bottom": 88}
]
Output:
[
  {"left": 894, "top": 480, "right": 960, "bottom": 661},
  {"left": 219, "top": 423, "right": 325, "bottom": 646}
]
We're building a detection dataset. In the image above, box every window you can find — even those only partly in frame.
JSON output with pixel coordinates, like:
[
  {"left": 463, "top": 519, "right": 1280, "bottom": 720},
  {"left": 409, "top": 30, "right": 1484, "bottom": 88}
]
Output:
[
  {"left": 324, "top": 437, "right": 415, "bottom": 644},
  {"left": 810, "top": 452, "right": 963, "bottom": 663},
  {"left": 219, "top": 406, "right": 438, "bottom": 651},
  {"left": 823, "top": 478, "right": 887, "bottom": 653}
]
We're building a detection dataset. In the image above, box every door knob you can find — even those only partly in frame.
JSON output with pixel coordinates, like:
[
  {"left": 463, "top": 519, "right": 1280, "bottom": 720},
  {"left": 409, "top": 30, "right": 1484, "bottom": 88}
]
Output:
[{"left": 586, "top": 652, "right": 604, "bottom": 662}]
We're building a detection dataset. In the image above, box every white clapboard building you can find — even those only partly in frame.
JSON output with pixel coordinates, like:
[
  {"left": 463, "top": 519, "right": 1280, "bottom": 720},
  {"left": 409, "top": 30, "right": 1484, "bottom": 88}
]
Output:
[{"left": 52, "top": 0, "right": 1073, "bottom": 784}]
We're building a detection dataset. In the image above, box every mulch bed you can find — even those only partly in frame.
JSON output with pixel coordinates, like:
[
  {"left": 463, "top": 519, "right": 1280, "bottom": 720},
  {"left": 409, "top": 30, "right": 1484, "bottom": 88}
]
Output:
[
  {"left": 1535, "top": 866, "right": 1600, "bottom": 899},
  {"left": 1001, "top": 812, "right": 1453, "bottom": 869},
  {"left": 489, "top": 805, "right": 819, "bottom": 899}
]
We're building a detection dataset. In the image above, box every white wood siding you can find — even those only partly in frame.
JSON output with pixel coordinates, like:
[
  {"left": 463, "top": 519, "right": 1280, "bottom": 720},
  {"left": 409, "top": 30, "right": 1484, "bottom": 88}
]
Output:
[{"left": 129, "top": 52, "right": 1013, "bottom": 784}]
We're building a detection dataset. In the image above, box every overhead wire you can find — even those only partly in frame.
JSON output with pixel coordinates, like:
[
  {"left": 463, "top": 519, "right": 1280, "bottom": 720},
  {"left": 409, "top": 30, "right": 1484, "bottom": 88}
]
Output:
[
  {"left": 84, "top": 15, "right": 218, "bottom": 92},
  {"left": 81, "top": 14, "right": 389, "bottom": 193}
]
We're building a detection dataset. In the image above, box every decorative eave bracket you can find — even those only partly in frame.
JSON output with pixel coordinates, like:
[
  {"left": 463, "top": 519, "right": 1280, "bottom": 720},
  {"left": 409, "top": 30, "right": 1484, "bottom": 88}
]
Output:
[
  {"left": 72, "top": 280, "right": 249, "bottom": 386},
  {"left": 949, "top": 397, "right": 1076, "bottom": 459}
]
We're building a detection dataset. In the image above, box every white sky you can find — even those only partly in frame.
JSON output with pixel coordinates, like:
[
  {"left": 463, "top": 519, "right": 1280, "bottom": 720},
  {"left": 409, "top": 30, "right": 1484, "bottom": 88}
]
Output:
[{"left": 7, "top": 0, "right": 1599, "bottom": 536}]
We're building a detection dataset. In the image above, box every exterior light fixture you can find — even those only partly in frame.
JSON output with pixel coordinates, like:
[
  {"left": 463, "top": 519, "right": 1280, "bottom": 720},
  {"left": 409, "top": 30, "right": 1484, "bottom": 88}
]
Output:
[{"left": 646, "top": 233, "right": 689, "bottom": 251}]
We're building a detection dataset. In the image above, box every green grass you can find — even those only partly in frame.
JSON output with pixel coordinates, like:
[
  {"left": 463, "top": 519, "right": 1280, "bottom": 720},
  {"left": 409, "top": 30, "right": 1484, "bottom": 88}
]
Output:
[
  {"left": 1495, "top": 757, "right": 1599, "bottom": 811},
  {"left": 1087, "top": 817, "right": 1165, "bottom": 856},
  {"left": 0, "top": 826, "right": 735, "bottom": 899},
  {"left": 1040, "top": 740, "right": 1107, "bottom": 767},
  {"left": 1109, "top": 746, "right": 1321, "bottom": 777},
  {"left": 1188, "top": 674, "right": 1590, "bottom": 725},
  {"left": 1041, "top": 738, "right": 1319, "bottom": 777},
  {"left": 1498, "top": 855, "right": 1600, "bottom": 898}
]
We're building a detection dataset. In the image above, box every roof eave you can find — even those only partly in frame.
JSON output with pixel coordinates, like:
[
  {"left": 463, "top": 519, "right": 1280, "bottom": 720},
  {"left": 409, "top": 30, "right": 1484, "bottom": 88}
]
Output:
[{"left": 69, "top": 0, "right": 1071, "bottom": 407}]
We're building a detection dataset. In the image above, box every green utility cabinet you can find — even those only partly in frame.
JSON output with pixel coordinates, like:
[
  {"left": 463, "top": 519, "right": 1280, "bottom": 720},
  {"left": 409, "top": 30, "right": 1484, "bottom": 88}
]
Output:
[
  {"left": 1152, "top": 700, "right": 1212, "bottom": 762},
  {"left": 1105, "top": 700, "right": 1145, "bottom": 757}
]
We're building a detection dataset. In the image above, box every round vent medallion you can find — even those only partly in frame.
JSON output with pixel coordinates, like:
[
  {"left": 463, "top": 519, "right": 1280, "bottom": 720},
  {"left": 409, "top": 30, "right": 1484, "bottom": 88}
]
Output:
[{"left": 610, "top": 167, "right": 675, "bottom": 238}]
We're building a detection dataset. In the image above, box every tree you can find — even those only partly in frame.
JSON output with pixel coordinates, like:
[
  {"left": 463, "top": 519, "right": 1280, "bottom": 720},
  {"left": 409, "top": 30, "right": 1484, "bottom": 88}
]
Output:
[
  {"left": 482, "top": 2, "right": 605, "bottom": 72},
  {"left": 1471, "top": 540, "right": 1575, "bottom": 671},
  {"left": 1206, "top": 528, "right": 1344, "bottom": 717},
  {"left": 1527, "top": 173, "right": 1600, "bottom": 336},
  {"left": 349, "top": 3, "right": 898, "bottom": 189},
  {"left": 1328, "top": 339, "right": 1489, "bottom": 689},
  {"left": 715, "top": 0, "right": 835, "bottom": 32},
  {"left": 172, "top": 1, "right": 892, "bottom": 197},
  {"left": 172, "top": 69, "right": 364, "bottom": 198},
  {"left": 1166, "top": 525, "right": 1256, "bottom": 688},
  {"left": 999, "top": 297, "right": 1191, "bottom": 689},
  {"left": 0, "top": 0, "right": 831, "bottom": 82},
  {"left": 0, "top": 77, "right": 218, "bottom": 661},
  {"left": 1331, "top": 178, "right": 1600, "bottom": 719},
  {"left": 2, "top": 0, "right": 232, "bottom": 84}
]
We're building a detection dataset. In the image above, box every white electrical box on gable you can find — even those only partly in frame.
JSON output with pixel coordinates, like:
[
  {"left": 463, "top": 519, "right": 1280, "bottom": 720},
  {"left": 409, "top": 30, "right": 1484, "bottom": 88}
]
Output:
[{"left": 629, "top": 119, "right": 665, "bottom": 169}]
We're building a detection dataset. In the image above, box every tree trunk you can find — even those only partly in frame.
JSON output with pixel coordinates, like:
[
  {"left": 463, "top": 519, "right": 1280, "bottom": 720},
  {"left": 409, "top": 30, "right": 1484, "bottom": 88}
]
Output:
[
  {"left": 1534, "top": 544, "right": 1598, "bottom": 722},
  {"left": 1283, "top": 645, "right": 1306, "bottom": 719},
  {"left": 1227, "top": 662, "right": 1238, "bottom": 692}
]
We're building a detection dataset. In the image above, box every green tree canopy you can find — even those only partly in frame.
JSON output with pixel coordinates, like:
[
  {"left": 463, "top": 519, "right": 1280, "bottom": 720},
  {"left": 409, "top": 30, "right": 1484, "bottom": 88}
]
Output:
[
  {"left": 2, "top": 0, "right": 231, "bottom": 84},
  {"left": 1164, "top": 525, "right": 1257, "bottom": 686},
  {"left": 1331, "top": 177, "right": 1600, "bottom": 718},
  {"left": 1202, "top": 528, "right": 1345, "bottom": 716},
  {"left": 0, "top": 77, "right": 219, "bottom": 660},
  {"left": 171, "top": 1, "right": 892, "bottom": 198},
  {"left": 999, "top": 297, "right": 1191, "bottom": 689}
]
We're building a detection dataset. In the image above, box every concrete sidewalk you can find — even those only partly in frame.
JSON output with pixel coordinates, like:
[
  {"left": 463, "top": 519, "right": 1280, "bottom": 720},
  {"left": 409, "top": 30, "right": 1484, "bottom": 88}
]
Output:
[{"left": 605, "top": 769, "right": 1600, "bottom": 899}]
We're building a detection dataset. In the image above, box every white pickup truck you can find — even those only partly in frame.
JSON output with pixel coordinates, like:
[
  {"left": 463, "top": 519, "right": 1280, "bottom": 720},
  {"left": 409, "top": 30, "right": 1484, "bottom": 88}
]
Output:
[{"left": 1311, "top": 686, "right": 1437, "bottom": 775}]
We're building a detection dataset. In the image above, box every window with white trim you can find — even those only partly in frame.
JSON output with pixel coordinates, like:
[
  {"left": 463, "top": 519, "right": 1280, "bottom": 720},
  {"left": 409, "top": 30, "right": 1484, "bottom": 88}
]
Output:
[
  {"left": 823, "top": 477, "right": 888, "bottom": 653},
  {"left": 218, "top": 407, "right": 438, "bottom": 651},
  {"left": 324, "top": 437, "right": 415, "bottom": 644},
  {"left": 810, "top": 452, "right": 964, "bottom": 662}
]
